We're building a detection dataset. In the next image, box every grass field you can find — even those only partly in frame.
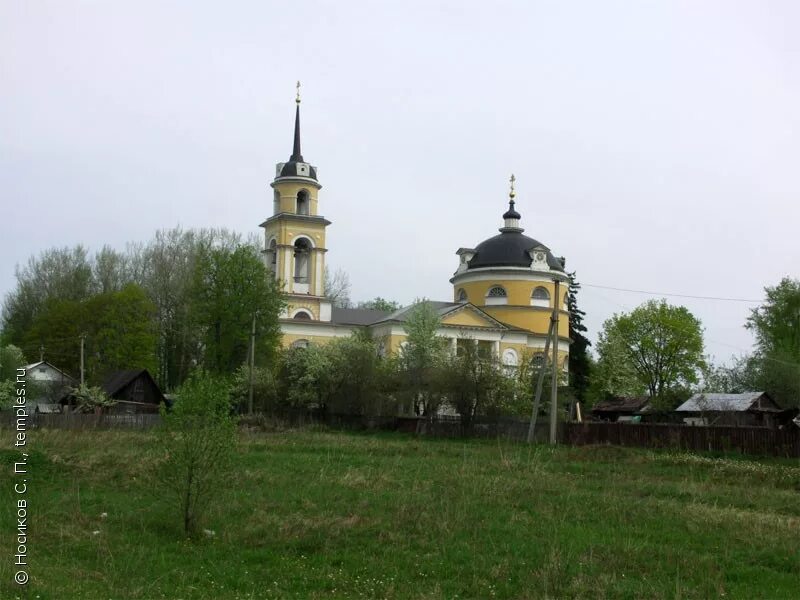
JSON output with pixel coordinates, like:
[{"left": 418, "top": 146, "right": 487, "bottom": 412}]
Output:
[{"left": 1, "top": 428, "right": 799, "bottom": 599}]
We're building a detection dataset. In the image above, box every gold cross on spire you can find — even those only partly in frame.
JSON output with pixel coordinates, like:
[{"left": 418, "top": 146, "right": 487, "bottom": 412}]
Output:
[
  {"left": 509, "top": 173, "right": 516, "bottom": 199},
  {"left": 296, "top": 81, "right": 301, "bottom": 104}
]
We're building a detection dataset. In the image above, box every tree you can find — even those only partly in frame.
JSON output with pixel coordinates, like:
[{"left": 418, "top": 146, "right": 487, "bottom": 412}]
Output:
[
  {"left": 700, "top": 355, "right": 761, "bottom": 394},
  {"left": 357, "top": 297, "right": 401, "bottom": 312},
  {"left": 589, "top": 334, "right": 644, "bottom": 403},
  {"left": 0, "top": 345, "right": 26, "bottom": 382},
  {"left": 157, "top": 370, "right": 237, "bottom": 537},
  {"left": 70, "top": 384, "right": 115, "bottom": 413},
  {"left": 93, "top": 246, "right": 131, "bottom": 294},
  {"left": 139, "top": 228, "right": 243, "bottom": 390},
  {"left": 441, "top": 339, "right": 508, "bottom": 432},
  {"left": 230, "top": 364, "right": 277, "bottom": 414},
  {"left": 745, "top": 277, "right": 800, "bottom": 407},
  {"left": 0, "top": 380, "right": 17, "bottom": 411},
  {"left": 595, "top": 300, "right": 705, "bottom": 406},
  {"left": 276, "top": 332, "right": 394, "bottom": 416},
  {"left": 323, "top": 267, "right": 352, "bottom": 308},
  {"left": 277, "top": 344, "right": 334, "bottom": 410},
  {"left": 324, "top": 331, "right": 385, "bottom": 415},
  {"left": 2, "top": 246, "right": 94, "bottom": 345},
  {"left": 566, "top": 272, "right": 591, "bottom": 404},
  {"left": 23, "top": 284, "right": 157, "bottom": 384},
  {"left": 400, "top": 299, "right": 447, "bottom": 416},
  {"left": 190, "top": 244, "right": 285, "bottom": 375}
]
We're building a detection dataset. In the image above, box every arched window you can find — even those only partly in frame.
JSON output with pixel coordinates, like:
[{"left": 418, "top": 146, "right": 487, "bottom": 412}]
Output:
[
  {"left": 292, "top": 310, "right": 312, "bottom": 320},
  {"left": 273, "top": 190, "right": 281, "bottom": 214},
  {"left": 485, "top": 285, "right": 508, "bottom": 306},
  {"left": 563, "top": 291, "right": 569, "bottom": 311},
  {"left": 531, "top": 353, "right": 546, "bottom": 369},
  {"left": 457, "top": 288, "right": 467, "bottom": 303},
  {"left": 291, "top": 339, "right": 310, "bottom": 349},
  {"left": 296, "top": 190, "right": 309, "bottom": 215},
  {"left": 267, "top": 238, "right": 277, "bottom": 274},
  {"left": 531, "top": 286, "right": 550, "bottom": 308},
  {"left": 293, "top": 238, "right": 311, "bottom": 284}
]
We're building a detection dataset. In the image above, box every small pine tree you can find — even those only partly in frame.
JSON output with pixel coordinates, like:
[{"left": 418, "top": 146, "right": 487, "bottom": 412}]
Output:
[{"left": 566, "top": 272, "right": 592, "bottom": 404}]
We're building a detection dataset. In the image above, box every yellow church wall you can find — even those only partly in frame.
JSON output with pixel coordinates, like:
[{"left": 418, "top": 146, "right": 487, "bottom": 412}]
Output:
[
  {"left": 455, "top": 280, "right": 566, "bottom": 309},
  {"left": 483, "top": 306, "right": 569, "bottom": 337},
  {"left": 263, "top": 219, "right": 327, "bottom": 296},
  {"left": 272, "top": 181, "right": 321, "bottom": 215},
  {"left": 264, "top": 220, "right": 327, "bottom": 249},
  {"left": 281, "top": 332, "right": 338, "bottom": 348},
  {"left": 385, "top": 332, "right": 407, "bottom": 354},
  {"left": 286, "top": 299, "right": 319, "bottom": 319}
]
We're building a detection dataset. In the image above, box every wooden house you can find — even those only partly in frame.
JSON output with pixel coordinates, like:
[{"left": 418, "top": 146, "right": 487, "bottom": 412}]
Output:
[
  {"left": 61, "top": 369, "right": 165, "bottom": 414},
  {"left": 675, "top": 392, "right": 782, "bottom": 427},
  {"left": 590, "top": 396, "right": 651, "bottom": 422},
  {"left": 101, "top": 370, "right": 166, "bottom": 414}
]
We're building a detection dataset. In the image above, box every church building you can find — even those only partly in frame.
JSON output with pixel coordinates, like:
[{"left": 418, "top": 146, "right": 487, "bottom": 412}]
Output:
[{"left": 260, "top": 90, "right": 571, "bottom": 373}]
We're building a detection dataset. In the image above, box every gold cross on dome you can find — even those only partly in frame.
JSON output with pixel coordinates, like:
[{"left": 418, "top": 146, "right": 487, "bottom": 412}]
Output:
[
  {"left": 509, "top": 173, "right": 516, "bottom": 199},
  {"left": 296, "top": 81, "right": 301, "bottom": 104}
]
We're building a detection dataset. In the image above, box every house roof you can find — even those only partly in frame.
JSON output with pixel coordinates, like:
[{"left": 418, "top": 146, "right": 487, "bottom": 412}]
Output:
[
  {"left": 35, "top": 403, "right": 62, "bottom": 414},
  {"left": 101, "top": 369, "right": 150, "bottom": 396},
  {"left": 676, "top": 392, "right": 775, "bottom": 412},
  {"left": 592, "top": 396, "right": 651, "bottom": 414},
  {"left": 377, "top": 301, "right": 460, "bottom": 323},
  {"left": 23, "top": 361, "right": 76, "bottom": 382},
  {"left": 330, "top": 307, "right": 392, "bottom": 326},
  {"left": 371, "top": 301, "right": 521, "bottom": 331}
]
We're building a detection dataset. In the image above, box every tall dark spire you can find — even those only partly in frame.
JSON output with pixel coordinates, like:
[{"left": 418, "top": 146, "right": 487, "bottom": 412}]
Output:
[
  {"left": 275, "top": 81, "right": 318, "bottom": 181},
  {"left": 290, "top": 81, "right": 304, "bottom": 162}
]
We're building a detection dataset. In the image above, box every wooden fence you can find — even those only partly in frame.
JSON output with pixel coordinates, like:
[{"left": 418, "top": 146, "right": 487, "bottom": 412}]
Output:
[
  {"left": 5, "top": 410, "right": 799, "bottom": 457},
  {"left": 0, "top": 412, "right": 163, "bottom": 431},
  {"left": 564, "top": 422, "right": 800, "bottom": 458}
]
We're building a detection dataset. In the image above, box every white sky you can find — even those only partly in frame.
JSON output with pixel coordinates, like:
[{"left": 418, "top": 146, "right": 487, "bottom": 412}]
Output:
[{"left": 2, "top": 1, "right": 798, "bottom": 363}]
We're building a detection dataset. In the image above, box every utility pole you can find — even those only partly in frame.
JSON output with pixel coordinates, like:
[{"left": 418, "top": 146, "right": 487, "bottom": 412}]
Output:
[
  {"left": 248, "top": 314, "right": 256, "bottom": 415},
  {"left": 39, "top": 345, "right": 44, "bottom": 362},
  {"left": 549, "top": 279, "right": 561, "bottom": 445},
  {"left": 79, "top": 333, "right": 86, "bottom": 386},
  {"left": 527, "top": 317, "right": 555, "bottom": 443}
]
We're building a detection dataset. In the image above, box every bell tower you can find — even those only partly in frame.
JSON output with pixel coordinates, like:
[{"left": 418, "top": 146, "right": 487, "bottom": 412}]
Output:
[{"left": 261, "top": 83, "right": 332, "bottom": 321}]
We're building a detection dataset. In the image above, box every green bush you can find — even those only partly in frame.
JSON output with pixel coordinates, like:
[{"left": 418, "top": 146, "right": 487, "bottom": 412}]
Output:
[{"left": 157, "top": 370, "right": 237, "bottom": 536}]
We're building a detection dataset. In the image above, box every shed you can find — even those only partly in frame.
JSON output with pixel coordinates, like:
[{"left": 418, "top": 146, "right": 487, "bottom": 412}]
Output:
[
  {"left": 590, "top": 396, "right": 651, "bottom": 422},
  {"left": 676, "top": 392, "right": 782, "bottom": 427}
]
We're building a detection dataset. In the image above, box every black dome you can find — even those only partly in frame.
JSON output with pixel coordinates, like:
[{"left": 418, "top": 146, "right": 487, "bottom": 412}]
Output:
[
  {"left": 502, "top": 200, "right": 521, "bottom": 220},
  {"left": 468, "top": 231, "right": 564, "bottom": 271},
  {"left": 279, "top": 161, "right": 318, "bottom": 180}
]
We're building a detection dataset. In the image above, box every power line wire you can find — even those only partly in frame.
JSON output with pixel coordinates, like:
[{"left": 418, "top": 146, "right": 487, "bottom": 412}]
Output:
[{"left": 582, "top": 283, "right": 762, "bottom": 303}]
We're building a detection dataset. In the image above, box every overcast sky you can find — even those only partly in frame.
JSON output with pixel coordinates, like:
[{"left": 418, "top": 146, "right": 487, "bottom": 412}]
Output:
[{"left": 2, "top": 1, "right": 798, "bottom": 363}]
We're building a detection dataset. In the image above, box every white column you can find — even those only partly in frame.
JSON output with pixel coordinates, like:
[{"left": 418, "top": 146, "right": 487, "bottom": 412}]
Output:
[
  {"left": 450, "top": 337, "right": 457, "bottom": 355},
  {"left": 493, "top": 340, "right": 500, "bottom": 358},
  {"left": 314, "top": 250, "right": 324, "bottom": 296}
]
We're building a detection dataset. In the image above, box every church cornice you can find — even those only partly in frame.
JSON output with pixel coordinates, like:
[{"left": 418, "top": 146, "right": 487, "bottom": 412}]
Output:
[
  {"left": 260, "top": 213, "right": 332, "bottom": 228},
  {"left": 450, "top": 267, "right": 569, "bottom": 284},
  {"left": 270, "top": 176, "right": 322, "bottom": 189}
]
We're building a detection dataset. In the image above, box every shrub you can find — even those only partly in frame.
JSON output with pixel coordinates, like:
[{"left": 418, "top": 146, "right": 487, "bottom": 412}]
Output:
[{"left": 157, "top": 370, "right": 237, "bottom": 536}]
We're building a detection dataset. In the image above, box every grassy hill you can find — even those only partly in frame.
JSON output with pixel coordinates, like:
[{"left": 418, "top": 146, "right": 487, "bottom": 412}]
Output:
[{"left": 1, "top": 428, "right": 799, "bottom": 599}]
